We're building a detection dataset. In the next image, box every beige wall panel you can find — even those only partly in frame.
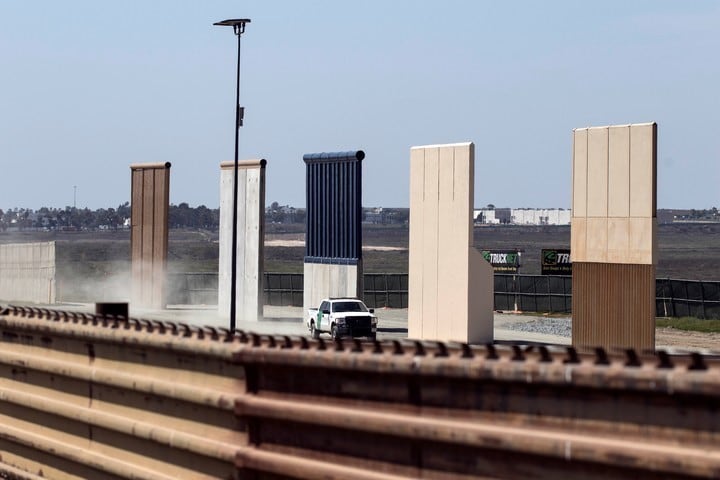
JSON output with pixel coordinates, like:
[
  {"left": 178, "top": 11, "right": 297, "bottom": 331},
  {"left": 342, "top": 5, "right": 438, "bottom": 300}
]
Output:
[
  {"left": 629, "top": 123, "right": 657, "bottom": 218},
  {"left": 608, "top": 126, "right": 631, "bottom": 218},
  {"left": 453, "top": 143, "right": 474, "bottom": 245},
  {"left": 572, "top": 129, "right": 588, "bottom": 218},
  {"left": 607, "top": 217, "right": 630, "bottom": 263},
  {"left": 421, "top": 147, "right": 440, "bottom": 339},
  {"left": 218, "top": 160, "right": 266, "bottom": 321},
  {"left": 468, "top": 249, "right": 494, "bottom": 342},
  {"left": 0, "top": 242, "right": 56, "bottom": 304},
  {"left": 570, "top": 218, "right": 587, "bottom": 262},
  {"left": 585, "top": 217, "right": 608, "bottom": 263},
  {"left": 628, "top": 217, "right": 655, "bottom": 265},
  {"left": 409, "top": 142, "right": 493, "bottom": 344},
  {"left": 408, "top": 147, "right": 426, "bottom": 339},
  {"left": 437, "top": 146, "right": 459, "bottom": 340},
  {"left": 586, "top": 127, "right": 609, "bottom": 218}
]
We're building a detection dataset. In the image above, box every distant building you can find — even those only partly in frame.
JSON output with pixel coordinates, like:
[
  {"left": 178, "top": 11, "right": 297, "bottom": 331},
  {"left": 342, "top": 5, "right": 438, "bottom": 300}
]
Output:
[
  {"left": 473, "top": 208, "right": 511, "bottom": 224},
  {"left": 474, "top": 207, "right": 571, "bottom": 225}
]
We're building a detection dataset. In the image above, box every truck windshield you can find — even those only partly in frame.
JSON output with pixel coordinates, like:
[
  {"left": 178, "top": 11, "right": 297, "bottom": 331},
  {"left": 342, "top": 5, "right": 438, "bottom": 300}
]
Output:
[{"left": 333, "top": 301, "right": 368, "bottom": 313}]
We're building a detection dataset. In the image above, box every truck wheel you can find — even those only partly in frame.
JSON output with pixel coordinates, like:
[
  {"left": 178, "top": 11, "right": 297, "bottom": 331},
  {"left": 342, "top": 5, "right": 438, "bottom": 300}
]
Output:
[
  {"left": 311, "top": 322, "right": 320, "bottom": 339},
  {"left": 331, "top": 325, "right": 339, "bottom": 341}
]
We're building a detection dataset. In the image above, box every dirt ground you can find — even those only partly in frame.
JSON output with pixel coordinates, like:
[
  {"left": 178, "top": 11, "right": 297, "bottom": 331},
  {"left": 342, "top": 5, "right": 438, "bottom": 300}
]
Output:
[{"left": 656, "top": 327, "right": 720, "bottom": 351}]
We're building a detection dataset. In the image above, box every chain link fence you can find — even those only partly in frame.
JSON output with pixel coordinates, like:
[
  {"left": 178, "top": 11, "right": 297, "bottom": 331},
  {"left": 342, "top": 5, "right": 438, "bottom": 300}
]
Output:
[{"left": 167, "top": 272, "right": 720, "bottom": 320}]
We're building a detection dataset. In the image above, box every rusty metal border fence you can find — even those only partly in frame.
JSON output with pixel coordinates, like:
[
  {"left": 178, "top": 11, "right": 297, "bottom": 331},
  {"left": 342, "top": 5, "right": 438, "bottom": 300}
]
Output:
[
  {"left": 164, "top": 273, "right": 720, "bottom": 319},
  {"left": 2, "top": 305, "right": 720, "bottom": 479}
]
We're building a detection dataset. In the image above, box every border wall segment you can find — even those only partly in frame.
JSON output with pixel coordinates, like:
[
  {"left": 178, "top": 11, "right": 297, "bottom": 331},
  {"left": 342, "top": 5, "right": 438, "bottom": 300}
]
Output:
[
  {"left": 408, "top": 142, "right": 493, "bottom": 343},
  {"left": 130, "top": 162, "right": 171, "bottom": 310},
  {"left": 302, "top": 151, "right": 364, "bottom": 314},
  {"left": 0, "top": 242, "right": 55, "bottom": 304},
  {"left": 571, "top": 123, "right": 657, "bottom": 350},
  {"left": 218, "top": 159, "right": 266, "bottom": 321}
]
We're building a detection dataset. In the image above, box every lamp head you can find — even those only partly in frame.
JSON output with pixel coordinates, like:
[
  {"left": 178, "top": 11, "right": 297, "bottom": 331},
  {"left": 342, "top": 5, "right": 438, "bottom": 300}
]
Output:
[{"left": 213, "top": 18, "right": 251, "bottom": 35}]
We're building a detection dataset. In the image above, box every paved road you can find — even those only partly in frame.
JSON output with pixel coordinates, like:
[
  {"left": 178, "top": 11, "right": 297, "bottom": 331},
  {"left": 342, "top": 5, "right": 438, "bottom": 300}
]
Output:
[
  {"left": 119, "top": 304, "right": 572, "bottom": 346},
  {"left": 6, "top": 302, "right": 720, "bottom": 351}
]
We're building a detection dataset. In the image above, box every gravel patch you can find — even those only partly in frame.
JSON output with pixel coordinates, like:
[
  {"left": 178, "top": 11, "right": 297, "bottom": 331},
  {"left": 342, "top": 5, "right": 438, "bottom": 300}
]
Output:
[{"left": 502, "top": 317, "right": 572, "bottom": 338}]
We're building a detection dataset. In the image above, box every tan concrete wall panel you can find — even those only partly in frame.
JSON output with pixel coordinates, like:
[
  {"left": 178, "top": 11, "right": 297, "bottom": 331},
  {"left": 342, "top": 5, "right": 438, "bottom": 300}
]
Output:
[
  {"left": 408, "top": 147, "right": 426, "bottom": 339},
  {"left": 572, "top": 129, "right": 588, "bottom": 218},
  {"left": 628, "top": 217, "right": 655, "bottom": 265},
  {"left": 0, "top": 242, "right": 56, "bottom": 304},
  {"left": 571, "top": 123, "right": 656, "bottom": 265},
  {"left": 608, "top": 126, "right": 631, "bottom": 218},
  {"left": 130, "top": 162, "right": 170, "bottom": 310},
  {"left": 570, "top": 217, "right": 587, "bottom": 262},
  {"left": 629, "top": 123, "right": 657, "bottom": 218},
  {"left": 586, "top": 127, "right": 609, "bottom": 218},
  {"left": 409, "top": 142, "right": 493, "bottom": 344},
  {"left": 218, "top": 160, "right": 266, "bottom": 321},
  {"left": 607, "top": 217, "right": 630, "bottom": 263},
  {"left": 585, "top": 217, "right": 608, "bottom": 263}
]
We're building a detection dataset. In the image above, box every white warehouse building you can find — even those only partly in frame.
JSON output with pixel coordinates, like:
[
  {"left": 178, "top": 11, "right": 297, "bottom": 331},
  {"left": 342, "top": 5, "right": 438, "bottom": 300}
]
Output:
[{"left": 474, "top": 208, "right": 571, "bottom": 225}]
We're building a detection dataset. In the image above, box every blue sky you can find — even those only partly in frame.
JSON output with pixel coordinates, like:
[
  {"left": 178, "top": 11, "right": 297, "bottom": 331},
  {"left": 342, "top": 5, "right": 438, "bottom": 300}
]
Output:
[{"left": 1, "top": 1, "right": 718, "bottom": 210}]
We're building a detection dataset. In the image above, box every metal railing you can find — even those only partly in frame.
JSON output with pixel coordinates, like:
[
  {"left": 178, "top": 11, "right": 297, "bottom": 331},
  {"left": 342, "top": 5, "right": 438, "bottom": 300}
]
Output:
[{"left": 1, "top": 305, "right": 720, "bottom": 479}]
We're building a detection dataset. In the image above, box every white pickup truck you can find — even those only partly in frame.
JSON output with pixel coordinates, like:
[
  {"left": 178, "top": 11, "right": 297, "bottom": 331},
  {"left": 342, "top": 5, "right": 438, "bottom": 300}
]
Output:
[{"left": 307, "top": 298, "right": 378, "bottom": 341}]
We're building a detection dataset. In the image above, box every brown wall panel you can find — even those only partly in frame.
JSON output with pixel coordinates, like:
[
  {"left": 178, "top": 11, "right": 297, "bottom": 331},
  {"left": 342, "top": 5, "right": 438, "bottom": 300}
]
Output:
[
  {"left": 130, "top": 162, "right": 171, "bottom": 309},
  {"left": 572, "top": 262, "right": 655, "bottom": 350}
]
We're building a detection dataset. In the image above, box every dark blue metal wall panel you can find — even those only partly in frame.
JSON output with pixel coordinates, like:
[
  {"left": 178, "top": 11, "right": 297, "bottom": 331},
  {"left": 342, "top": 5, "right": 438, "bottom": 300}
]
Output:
[{"left": 304, "top": 150, "right": 364, "bottom": 264}]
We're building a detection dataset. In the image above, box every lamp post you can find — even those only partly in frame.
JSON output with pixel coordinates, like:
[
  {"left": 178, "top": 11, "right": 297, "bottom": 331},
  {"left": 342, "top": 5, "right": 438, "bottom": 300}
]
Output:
[{"left": 214, "top": 18, "right": 251, "bottom": 331}]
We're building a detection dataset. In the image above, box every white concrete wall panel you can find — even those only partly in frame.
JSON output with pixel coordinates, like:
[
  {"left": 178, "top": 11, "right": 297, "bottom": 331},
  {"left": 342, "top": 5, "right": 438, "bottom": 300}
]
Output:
[
  {"left": 218, "top": 159, "right": 266, "bottom": 321},
  {"left": 409, "top": 142, "right": 493, "bottom": 344},
  {"left": 303, "top": 263, "right": 361, "bottom": 314},
  {"left": 0, "top": 242, "right": 56, "bottom": 304}
]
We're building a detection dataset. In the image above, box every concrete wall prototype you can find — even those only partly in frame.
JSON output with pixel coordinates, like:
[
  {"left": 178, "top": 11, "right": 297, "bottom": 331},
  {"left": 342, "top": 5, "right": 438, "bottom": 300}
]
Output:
[
  {"left": 303, "top": 151, "right": 364, "bottom": 314},
  {"left": 408, "top": 142, "right": 493, "bottom": 343},
  {"left": 130, "top": 162, "right": 171, "bottom": 310},
  {"left": 0, "top": 242, "right": 55, "bottom": 304},
  {"left": 571, "top": 123, "right": 657, "bottom": 350},
  {"left": 218, "top": 159, "right": 266, "bottom": 321}
]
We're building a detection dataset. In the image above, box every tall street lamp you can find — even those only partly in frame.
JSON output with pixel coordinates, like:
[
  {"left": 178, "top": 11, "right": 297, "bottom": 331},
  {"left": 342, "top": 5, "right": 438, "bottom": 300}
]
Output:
[{"left": 214, "top": 18, "right": 251, "bottom": 331}]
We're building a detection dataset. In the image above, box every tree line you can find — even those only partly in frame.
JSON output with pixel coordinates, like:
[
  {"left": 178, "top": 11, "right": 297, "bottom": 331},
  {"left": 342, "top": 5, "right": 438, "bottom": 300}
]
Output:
[
  {"left": 0, "top": 202, "right": 410, "bottom": 232},
  {"left": 0, "top": 202, "right": 302, "bottom": 232}
]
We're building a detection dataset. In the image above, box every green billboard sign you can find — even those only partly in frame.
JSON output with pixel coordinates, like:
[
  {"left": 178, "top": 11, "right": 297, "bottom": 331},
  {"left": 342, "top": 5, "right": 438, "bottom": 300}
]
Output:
[
  {"left": 481, "top": 250, "right": 520, "bottom": 273},
  {"left": 541, "top": 248, "right": 572, "bottom": 275}
]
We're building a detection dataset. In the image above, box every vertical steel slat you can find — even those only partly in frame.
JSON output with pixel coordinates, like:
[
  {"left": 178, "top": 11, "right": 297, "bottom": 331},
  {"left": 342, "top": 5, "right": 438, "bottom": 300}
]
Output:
[
  {"left": 356, "top": 158, "right": 362, "bottom": 260},
  {"left": 302, "top": 151, "right": 364, "bottom": 264},
  {"left": 330, "top": 163, "right": 342, "bottom": 258},
  {"left": 305, "top": 163, "right": 310, "bottom": 258},
  {"left": 340, "top": 162, "right": 346, "bottom": 259}
]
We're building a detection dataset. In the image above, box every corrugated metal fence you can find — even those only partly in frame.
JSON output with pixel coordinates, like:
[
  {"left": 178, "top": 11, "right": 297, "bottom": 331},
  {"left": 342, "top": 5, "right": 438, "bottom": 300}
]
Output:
[
  {"left": 3, "top": 305, "right": 720, "bottom": 479},
  {"left": 165, "top": 273, "right": 720, "bottom": 319}
]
